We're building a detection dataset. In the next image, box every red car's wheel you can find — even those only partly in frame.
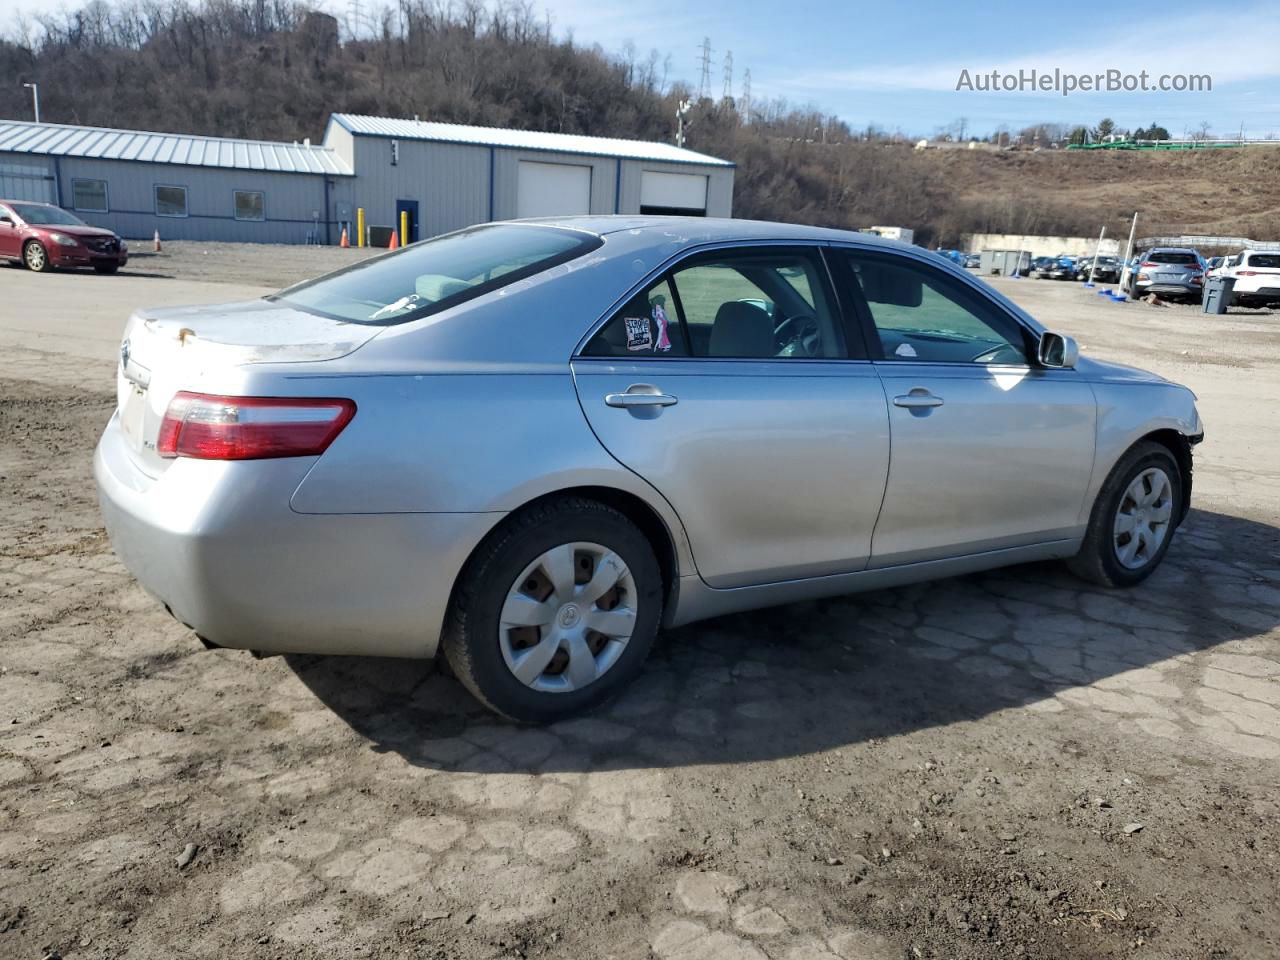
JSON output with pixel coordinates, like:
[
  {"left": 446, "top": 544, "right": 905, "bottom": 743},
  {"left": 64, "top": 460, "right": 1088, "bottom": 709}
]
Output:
[{"left": 23, "top": 240, "right": 50, "bottom": 273}]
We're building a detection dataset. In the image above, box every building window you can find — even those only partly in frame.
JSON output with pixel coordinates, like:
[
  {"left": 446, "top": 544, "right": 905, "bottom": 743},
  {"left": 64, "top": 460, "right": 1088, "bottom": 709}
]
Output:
[
  {"left": 71, "top": 179, "right": 108, "bottom": 213},
  {"left": 154, "top": 184, "right": 188, "bottom": 218},
  {"left": 234, "top": 190, "right": 265, "bottom": 222}
]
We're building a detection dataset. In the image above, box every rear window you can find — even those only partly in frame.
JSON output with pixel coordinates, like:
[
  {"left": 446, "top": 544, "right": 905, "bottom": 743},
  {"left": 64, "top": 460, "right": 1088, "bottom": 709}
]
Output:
[
  {"left": 274, "top": 224, "right": 602, "bottom": 325},
  {"left": 1248, "top": 254, "right": 1280, "bottom": 269},
  {"left": 1149, "top": 251, "right": 1199, "bottom": 265}
]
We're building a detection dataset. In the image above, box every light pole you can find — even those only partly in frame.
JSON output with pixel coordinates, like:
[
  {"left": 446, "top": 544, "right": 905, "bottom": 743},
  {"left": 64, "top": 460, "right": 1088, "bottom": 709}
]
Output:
[{"left": 22, "top": 82, "right": 39, "bottom": 123}]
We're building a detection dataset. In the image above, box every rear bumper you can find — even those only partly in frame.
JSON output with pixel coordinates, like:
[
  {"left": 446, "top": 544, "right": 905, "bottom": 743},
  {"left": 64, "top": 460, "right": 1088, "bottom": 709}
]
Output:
[
  {"left": 1137, "top": 282, "right": 1199, "bottom": 296},
  {"left": 94, "top": 412, "right": 500, "bottom": 658}
]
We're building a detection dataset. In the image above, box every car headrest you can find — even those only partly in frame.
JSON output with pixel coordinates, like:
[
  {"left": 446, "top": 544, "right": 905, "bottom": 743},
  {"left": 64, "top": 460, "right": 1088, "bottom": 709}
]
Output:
[
  {"left": 709, "top": 301, "right": 775, "bottom": 358},
  {"left": 415, "top": 274, "right": 474, "bottom": 302}
]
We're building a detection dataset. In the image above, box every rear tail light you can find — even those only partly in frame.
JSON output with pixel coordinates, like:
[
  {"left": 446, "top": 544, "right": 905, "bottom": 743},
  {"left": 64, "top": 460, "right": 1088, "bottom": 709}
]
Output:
[
  {"left": 1237, "top": 270, "right": 1259, "bottom": 276},
  {"left": 157, "top": 393, "right": 356, "bottom": 460},
  {"left": 1140, "top": 261, "right": 1158, "bottom": 268}
]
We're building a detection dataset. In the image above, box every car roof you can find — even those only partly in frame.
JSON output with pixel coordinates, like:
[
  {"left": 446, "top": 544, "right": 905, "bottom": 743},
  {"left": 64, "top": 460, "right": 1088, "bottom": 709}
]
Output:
[{"left": 514, "top": 215, "right": 912, "bottom": 249}]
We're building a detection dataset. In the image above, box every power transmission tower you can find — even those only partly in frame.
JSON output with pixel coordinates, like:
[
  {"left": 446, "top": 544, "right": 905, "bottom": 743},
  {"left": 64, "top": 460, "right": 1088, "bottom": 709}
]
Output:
[
  {"left": 696, "top": 37, "right": 712, "bottom": 100},
  {"left": 722, "top": 50, "right": 733, "bottom": 101},
  {"left": 741, "top": 69, "right": 751, "bottom": 123}
]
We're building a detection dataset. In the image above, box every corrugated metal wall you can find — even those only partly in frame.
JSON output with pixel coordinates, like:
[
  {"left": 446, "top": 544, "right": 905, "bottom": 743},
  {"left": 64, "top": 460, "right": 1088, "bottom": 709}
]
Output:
[
  {"left": 3, "top": 152, "right": 349, "bottom": 243},
  {"left": 0, "top": 154, "right": 57, "bottom": 202},
  {"left": 6, "top": 131, "right": 735, "bottom": 246},
  {"left": 347, "top": 135, "right": 735, "bottom": 241},
  {"left": 350, "top": 138, "right": 489, "bottom": 239}
]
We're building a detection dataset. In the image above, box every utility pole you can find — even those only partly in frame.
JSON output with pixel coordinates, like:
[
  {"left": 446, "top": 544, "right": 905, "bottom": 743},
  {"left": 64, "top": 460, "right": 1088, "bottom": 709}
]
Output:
[
  {"left": 696, "top": 38, "right": 712, "bottom": 100},
  {"left": 22, "top": 82, "right": 39, "bottom": 123},
  {"left": 741, "top": 69, "right": 752, "bottom": 123},
  {"left": 675, "top": 98, "right": 692, "bottom": 148},
  {"left": 722, "top": 50, "right": 733, "bottom": 101}
]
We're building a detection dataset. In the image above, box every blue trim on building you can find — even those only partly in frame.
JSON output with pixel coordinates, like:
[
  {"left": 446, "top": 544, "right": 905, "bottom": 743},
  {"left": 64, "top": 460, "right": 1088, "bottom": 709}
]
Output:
[
  {"left": 323, "top": 178, "right": 331, "bottom": 245},
  {"left": 488, "top": 146, "right": 496, "bottom": 221}
]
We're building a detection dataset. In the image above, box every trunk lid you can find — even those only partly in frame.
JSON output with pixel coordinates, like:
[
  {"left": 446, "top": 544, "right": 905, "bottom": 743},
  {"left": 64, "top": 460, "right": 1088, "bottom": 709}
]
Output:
[{"left": 116, "top": 299, "right": 379, "bottom": 477}]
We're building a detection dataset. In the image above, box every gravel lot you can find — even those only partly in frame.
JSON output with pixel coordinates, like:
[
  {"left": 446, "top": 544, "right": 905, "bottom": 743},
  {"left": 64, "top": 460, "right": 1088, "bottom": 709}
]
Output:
[{"left": 1, "top": 249, "right": 1279, "bottom": 960}]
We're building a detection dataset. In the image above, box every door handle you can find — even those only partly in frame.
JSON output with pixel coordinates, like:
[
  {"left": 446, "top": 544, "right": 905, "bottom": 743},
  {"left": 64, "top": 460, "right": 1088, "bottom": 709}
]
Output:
[
  {"left": 893, "top": 393, "right": 944, "bottom": 409},
  {"left": 605, "top": 386, "right": 678, "bottom": 408}
]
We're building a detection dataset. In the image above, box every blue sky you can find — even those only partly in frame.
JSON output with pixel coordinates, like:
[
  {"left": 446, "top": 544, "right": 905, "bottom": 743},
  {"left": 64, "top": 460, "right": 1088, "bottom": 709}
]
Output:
[
  {"left": 536, "top": 0, "right": 1280, "bottom": 137},
  {"left": 6, "top": 0, "right": 1279, "bottom": 137}
]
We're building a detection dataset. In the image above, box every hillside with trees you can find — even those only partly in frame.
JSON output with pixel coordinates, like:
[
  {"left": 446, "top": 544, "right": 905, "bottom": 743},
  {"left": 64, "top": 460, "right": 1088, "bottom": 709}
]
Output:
[{"left": 3, "top": 0, "right": 1278, "bottom": 246}]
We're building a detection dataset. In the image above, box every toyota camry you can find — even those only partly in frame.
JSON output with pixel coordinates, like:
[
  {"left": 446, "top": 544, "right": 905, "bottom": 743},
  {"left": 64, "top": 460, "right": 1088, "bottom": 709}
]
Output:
[{"left": 95, "top": 217, "right": 1204, "bottom": 721}]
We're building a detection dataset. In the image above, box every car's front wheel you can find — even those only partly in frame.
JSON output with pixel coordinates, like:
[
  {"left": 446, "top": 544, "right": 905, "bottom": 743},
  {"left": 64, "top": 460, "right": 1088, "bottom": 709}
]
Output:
[
  {"left": 442, "top": 497, "right": 663, "bottom": 723},
  {"left": 1067, "top": 441, "right": 1182, "bottom": 588},
  {"left": 23, "top": 240, "right": 50, "bottom": 272}
]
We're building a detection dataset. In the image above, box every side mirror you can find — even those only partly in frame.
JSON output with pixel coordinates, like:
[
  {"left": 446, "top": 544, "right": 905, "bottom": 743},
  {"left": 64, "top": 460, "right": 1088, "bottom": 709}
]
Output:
[
  {"left": 1038, "top": 331, "right": 1079, "bottom": 369},
  {"left": 0, "top": 215, "right": 12, "bottom": 226}
]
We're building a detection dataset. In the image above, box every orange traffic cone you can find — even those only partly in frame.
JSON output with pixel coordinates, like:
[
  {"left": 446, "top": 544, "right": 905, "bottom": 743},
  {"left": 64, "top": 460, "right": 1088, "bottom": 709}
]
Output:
[
  {"left": 339, "top": 227, "right": 349, "bottom": 248},
  {"left": 387, "top": 229, "right": 399, "bottom": 251},
  {"left": 153, "top": 230, "right": 161, "bottom": 253}
]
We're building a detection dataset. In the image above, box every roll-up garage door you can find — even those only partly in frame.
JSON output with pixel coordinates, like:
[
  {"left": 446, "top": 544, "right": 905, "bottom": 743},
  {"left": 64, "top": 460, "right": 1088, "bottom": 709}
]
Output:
[
  {"left": 640, "top": 171, "right": 708, "bottom": 215},
  {"left": 516, "top": 161, "right": 592, "bottom": 218}
]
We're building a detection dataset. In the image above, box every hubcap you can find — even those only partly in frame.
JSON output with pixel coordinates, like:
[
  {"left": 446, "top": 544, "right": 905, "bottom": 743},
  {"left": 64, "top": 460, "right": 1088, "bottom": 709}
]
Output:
[
  {"left": 1113, "top": 467, "right": 1173, "bottom": 570},
  {"left": 26, "top": 245, "right": 44, "bottom": 269},
  {"left": 498, "top": 541, "right": 637, "bottom": 694}
]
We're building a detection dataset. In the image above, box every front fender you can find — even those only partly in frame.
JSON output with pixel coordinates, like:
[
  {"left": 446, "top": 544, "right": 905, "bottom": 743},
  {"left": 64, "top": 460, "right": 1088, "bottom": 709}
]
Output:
[{"left": 1082, "top": 379, "right": 1201, "bottom": 524}]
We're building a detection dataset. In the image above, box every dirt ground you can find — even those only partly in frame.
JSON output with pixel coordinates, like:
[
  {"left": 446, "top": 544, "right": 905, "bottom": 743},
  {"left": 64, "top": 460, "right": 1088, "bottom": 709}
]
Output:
[{"left": 2, "top": 249, "right": 1279, "bottom": 960}]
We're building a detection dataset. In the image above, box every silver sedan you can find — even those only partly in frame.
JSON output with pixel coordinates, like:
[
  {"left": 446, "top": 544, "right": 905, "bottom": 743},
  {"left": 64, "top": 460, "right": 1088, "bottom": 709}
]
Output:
[{"left": 95, "top": 217, "right": 1204, "bottom": 721}]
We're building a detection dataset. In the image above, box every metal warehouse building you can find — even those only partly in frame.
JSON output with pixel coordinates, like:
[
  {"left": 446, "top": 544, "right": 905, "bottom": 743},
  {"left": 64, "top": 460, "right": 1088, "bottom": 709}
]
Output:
[
  {"left": 321, "top": 114, "right": 734, "bottom": 243},
  {"left": 0, "top": 113, "right": 733, "bottom": 245},
  {"left": 0, "top": 119, "right": 354, "bottom": 244}
]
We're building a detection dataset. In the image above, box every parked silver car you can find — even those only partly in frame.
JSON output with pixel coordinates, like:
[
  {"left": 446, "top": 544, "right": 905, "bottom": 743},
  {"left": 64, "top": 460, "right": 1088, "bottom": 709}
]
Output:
[
  {"left": 96, "top": 217, "right": 1204, "bottom": 721},
  {"left": 1129, "top": 247, "right": 1205, "bottom": 302}
]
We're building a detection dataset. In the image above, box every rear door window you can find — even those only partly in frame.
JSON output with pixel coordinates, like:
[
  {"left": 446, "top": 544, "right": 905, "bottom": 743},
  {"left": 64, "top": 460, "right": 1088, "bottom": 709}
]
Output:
[
  {"left": 582, "top": 246, "right": 848, "bottom": 360},
  {"left": 670, "top": 249, "right": 844, "bottom": 359}
]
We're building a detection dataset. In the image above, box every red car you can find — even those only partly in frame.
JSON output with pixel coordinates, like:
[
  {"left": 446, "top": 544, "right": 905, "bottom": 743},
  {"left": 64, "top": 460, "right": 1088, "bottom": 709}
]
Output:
[{"left": 0, "top": 199, "right": 129, "bottom": 274}]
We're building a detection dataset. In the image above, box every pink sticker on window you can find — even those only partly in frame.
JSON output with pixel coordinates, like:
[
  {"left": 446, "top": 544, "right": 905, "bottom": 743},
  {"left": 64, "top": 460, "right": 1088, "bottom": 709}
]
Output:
[{"left": 652, "top": 303, "right": 671, "bottom": 352}]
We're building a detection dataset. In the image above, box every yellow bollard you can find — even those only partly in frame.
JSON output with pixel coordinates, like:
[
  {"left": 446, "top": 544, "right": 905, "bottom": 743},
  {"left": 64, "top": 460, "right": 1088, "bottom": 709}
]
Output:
[
  {"left": 356, "top": 207, "right": 365, "bottom": 248},
  {"left": 399, "top": 209, "right": 409, "bottom": 248}
]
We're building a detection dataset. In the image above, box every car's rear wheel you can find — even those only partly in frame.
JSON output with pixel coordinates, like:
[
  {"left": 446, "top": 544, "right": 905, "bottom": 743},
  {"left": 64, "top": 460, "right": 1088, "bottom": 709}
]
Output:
[
  {"left": 93, "top": 264, "right": 119, "bottom": 275},
  {"left": 442, "top": 497, "right": 663, "bottom": 723},
  {"left": 23, "top": 240, "right": 50, "bottom": 273},
  {"left": 1067, "top": 441, "right": 1182, "bottom": 588}
]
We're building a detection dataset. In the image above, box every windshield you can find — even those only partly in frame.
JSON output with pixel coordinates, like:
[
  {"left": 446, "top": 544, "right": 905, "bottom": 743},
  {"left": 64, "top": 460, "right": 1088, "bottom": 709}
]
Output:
[
  {"left": 10, "top": 203, "right": 86, "bottom": 226},
  {"left": 274, "top": 224, "right": 602, "bottom": 324}
]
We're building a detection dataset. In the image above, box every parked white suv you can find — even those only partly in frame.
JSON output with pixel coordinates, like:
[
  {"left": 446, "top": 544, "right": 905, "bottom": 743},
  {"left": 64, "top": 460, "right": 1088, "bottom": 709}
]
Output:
[{"left": 1221, "top": 251, "right": 1280, "bottom": 309}]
